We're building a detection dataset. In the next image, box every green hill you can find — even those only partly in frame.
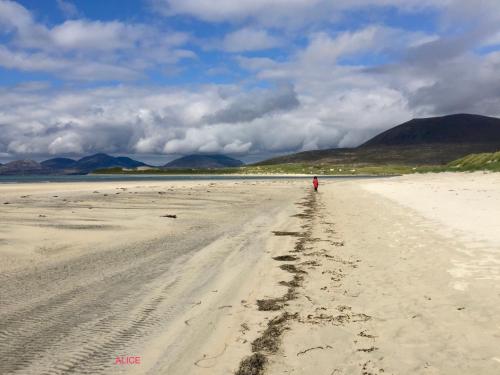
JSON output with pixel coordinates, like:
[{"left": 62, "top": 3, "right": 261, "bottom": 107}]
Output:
[
  {"left": 164, "top": 154, "right": 244, "bottom": 168},
  {"left": 258, "top": 114, "right": 500, "bottom": 166}
]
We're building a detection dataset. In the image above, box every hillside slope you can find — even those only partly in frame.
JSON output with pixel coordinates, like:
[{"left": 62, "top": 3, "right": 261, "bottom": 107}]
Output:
[
  {"left": 164, "top": 154, "right": 244, "bottom": 168},
  {"left": 258, "top": 114, "right": 500, "bottom": 166},
  {"left": 40, "top": 158, "right": 77, "bottom": 169},
  {"left": 74, "top": 154, "right": 146, "bottom": 173},
  {"left": 361, "top": 114, "right": 500, "bottom": 147},
  {"left": 1, "top": 154, "right": 148, "bottom": 175},
  {"left": 0, "top": 160, "right": 53, "bottom": 175}
]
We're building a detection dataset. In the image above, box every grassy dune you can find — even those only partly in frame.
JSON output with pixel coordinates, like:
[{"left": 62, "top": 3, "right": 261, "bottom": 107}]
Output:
[{"left": 447, "top": 151, "right": 500, "bottom": 171}]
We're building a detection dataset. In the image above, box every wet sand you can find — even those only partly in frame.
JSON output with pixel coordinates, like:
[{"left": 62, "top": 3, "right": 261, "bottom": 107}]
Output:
[{"left": 1, "top": 173, "right": 500, "bottom": 374}]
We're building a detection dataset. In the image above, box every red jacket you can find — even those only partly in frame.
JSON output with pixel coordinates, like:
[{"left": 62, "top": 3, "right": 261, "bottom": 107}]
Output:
[{"left": 313, "top": 178, "right": 319, "bottom": 188}]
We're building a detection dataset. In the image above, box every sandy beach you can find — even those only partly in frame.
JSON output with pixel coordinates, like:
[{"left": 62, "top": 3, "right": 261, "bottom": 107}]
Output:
[{"left": 1, "top": 173, "right": 500, "bottom": 374}]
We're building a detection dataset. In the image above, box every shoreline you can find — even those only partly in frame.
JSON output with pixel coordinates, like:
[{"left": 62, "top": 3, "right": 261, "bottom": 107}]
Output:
[{"left": 0, "top": 173, "right": 396, "bottom": 185}]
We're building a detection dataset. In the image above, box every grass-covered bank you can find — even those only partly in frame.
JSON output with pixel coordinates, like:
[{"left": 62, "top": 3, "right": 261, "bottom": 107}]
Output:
[
  {"left": 94, "top": 164, "right": 419, "bottom": 176},
  {"left": 447, "top": 151, "right": 500, "bottom": 172}
]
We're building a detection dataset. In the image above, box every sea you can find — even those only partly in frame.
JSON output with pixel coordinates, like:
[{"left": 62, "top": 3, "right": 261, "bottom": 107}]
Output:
[{"left": 0, "top": 174, "right": 389, "bottom": 184}]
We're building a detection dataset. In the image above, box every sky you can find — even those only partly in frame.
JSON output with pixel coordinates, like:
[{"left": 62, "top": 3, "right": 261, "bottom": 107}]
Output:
[{"left": 1, "top": 0, "right": 500, "bottom": 164}]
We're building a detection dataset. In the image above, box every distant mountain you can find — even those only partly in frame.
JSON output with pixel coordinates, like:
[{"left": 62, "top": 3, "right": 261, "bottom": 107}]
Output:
[
  {"left": 40, "top": 157, "right": 77, "bottom": 169},
  {"left": 258, "top": 114, "right": 500, "bottom": 166},
  {"left": 114, "top": 157, "right": 146, "bottom": 168},
  {"left": 0, "top": 153, "right": 149, "bottom": 175},
  {"left": 361, "top": 114, "right": 500, "bottom": 147},
  {"left": 0, "top": 160, "right": 53, "bottom": 175},
  {"left": 71, "top": 153, "right": 147, "bottom": 173},
  {"left": 164, "top": 154, "right": 244, "bottom": 168}
]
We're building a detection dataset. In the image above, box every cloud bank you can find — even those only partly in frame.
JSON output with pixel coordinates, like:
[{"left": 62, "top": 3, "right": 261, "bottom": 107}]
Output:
[{"left": 1, "top": 0, "right": 500, "bottom": 161}]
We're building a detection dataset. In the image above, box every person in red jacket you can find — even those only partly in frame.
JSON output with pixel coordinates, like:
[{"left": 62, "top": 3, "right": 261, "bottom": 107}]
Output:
[{"left": 313, "top": 176, "right": 319, "bottom": 191}]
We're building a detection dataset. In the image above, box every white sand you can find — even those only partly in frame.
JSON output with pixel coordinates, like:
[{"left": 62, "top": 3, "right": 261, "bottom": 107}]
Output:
[
  {"left": 364, "top": 172, "right": 500, "bottom": 248},
  {"left": 1, "top": 173, "right": 500, "bottom": 374},
  {"left": 267, "top": 173, "right": 500, "bottom": 375}
]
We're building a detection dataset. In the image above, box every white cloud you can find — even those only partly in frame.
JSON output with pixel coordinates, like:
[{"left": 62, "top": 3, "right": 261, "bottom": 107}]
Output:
[
  {"left": 0, "top": 79, "right": 412, "bottom": 159},
  {"left": 152, "top": 0, "right": 322, "bottom": 25},
  {"left": 222, "top": 28, "right": 283, "bottom": 52},
  {"left": 0, "top": 45, "right": 141, "bottom": 80},
  {"left": 3, "top": 14, "right": 500, "bottom": 160},
  {"left": 48, "top": 133, "right": 84, "bottom": 154},
  {"left": 0, "top": 0, "right": 33, "bottom": 32},
  {"left": 151, "top": 0, "right": 463, "bottom": 27},
  {"left": 236, "top": 56, "right": 278, "bottom": 71},
  {"left": 224, "top": 140, "right": 252, "bottom": 153},
  {"left": 50, "top": 20, "right": 144, "bottom": 51},
  {"left": 0, "top": 45, "right": 65, "bottom": 71},
  {"left": 207, "top": 84, "right": 299, "bottom": 123},
  {"left": 0, "top": 1, "right": 193, "bottom": 81},
  {"left": 297, "top": 28, "right": 382, "bottom": 66},
  {"left": 56, "top": 0, "right": 80, "bottom": 18},
  {"left": 2, "top": 0, "right": 500, "bottom": 162}
]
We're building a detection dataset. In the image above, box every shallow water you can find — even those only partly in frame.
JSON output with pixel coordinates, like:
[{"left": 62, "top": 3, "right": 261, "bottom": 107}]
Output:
[{"left": 0, "top": 174, "right": 390, "bottom": 184}]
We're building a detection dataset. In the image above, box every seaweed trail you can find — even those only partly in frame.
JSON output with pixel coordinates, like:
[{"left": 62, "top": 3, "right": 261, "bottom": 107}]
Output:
[
  {"left": 272, "top": 255, "right": 298, "bottom": 261},
  {"left": 235, "top": 353, "right": 267, "bottom": 375},
  {"left": 234, "top": 191, "right": 317, "bottom": 375}
]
